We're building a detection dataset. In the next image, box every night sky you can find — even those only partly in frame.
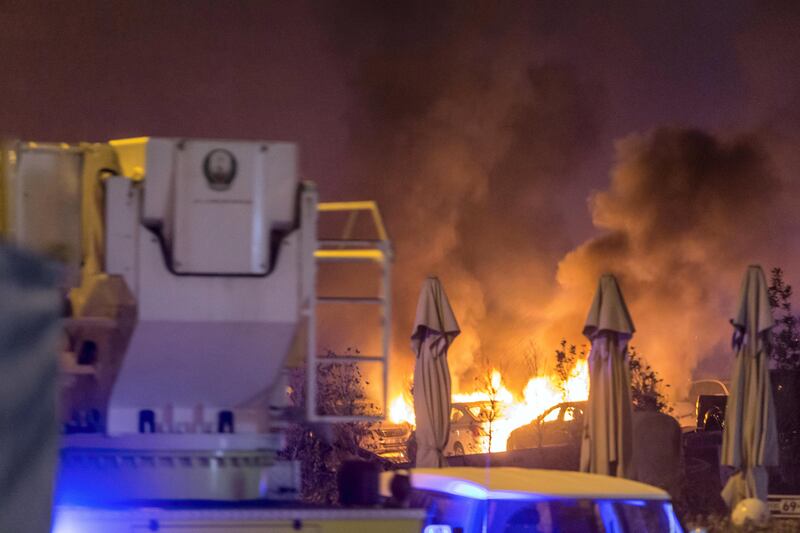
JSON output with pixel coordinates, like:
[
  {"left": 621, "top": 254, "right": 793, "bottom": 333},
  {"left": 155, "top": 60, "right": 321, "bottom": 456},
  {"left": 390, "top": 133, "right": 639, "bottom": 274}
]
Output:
[{"left": 3, "top": 1, "right": 800, "bottom": 395}]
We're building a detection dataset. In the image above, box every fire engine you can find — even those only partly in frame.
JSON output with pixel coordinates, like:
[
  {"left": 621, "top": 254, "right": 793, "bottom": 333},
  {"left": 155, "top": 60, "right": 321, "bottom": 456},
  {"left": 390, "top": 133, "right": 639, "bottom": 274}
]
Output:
[{"left": 2, "top": 137, "right": 419, "bottom": 531}]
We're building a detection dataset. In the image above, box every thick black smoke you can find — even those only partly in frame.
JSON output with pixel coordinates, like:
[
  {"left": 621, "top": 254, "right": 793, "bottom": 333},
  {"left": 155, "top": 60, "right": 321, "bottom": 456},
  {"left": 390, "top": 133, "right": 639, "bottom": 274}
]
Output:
[
  {"left": 321, "top": 2, "right": 603, "bottom": 392},
  {"left": 539, "top": 128, "right": 789, "bottom": 394}
]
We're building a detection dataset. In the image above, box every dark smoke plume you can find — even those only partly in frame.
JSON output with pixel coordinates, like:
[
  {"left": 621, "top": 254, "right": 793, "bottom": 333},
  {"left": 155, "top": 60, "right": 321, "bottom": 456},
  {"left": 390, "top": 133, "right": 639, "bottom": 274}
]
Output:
[
  {"left": 538, "top": 128, "right": 787, "bottom": 394},
  {"left": 320, "top": 3, "right": 800, "bottom": 399},
  {"left": 321, "top": 2, "right": 602, "bottom": 392}
]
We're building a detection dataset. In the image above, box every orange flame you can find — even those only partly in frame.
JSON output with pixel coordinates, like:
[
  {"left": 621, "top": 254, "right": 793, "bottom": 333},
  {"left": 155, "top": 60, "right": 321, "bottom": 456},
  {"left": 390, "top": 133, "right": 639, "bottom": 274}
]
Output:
[
  {"left": 388, "top": 393, "right": 416, "bottom": 426},
  {"left": 389, "top": 359, "right": 589, "bottom": 453}
]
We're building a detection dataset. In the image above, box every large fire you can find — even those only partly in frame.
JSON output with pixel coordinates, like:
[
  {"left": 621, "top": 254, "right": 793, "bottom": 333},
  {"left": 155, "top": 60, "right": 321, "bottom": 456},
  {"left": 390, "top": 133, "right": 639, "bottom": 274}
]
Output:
[{"left": 388, "top": 359, "right": 589, "bottom": 453}]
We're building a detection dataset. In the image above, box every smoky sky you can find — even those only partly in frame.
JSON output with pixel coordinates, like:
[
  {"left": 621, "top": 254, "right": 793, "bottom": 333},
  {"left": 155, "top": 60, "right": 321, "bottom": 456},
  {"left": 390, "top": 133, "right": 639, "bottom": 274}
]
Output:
[
  {"left": 2, "top": 1, "right": 800, "bottom": 397},
  {"left": 319, "top": 2, "right": 607, "bottom": 390},
  {"left": 319, "top": 1, "right": 800, "bottom": 394},
  {"left": 540, "top": 128, "right": 791, "bottom": 392}
]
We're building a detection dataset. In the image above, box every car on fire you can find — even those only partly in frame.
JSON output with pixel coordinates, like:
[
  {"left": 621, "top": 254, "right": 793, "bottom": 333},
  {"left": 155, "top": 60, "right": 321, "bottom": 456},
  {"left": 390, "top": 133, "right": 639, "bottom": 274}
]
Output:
[
  {"left": 361, "top": 421, "right": 414, "bottom": 462},
  {"left": 506, "top": 401, "right": 586, "bottom": 451},
  {"left": 380, "top": 467, "right": 684, "bottom": 532},
  {"left": 406, "top": 401, "right": 492, "bottom": 463},
  {"left": 447, "top": 401, "right": 492, "bottom": 455}
]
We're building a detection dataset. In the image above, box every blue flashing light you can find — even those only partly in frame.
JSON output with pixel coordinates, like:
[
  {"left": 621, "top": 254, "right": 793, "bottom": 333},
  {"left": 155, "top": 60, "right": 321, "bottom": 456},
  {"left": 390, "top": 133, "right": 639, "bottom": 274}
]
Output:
[
  {"left": 437, "top": 479, "right": 546, "bottom": 501},
  {"left": 51, "top": 510, "right": 81, "bottom": 533},
  {"left": 621, "top": 499, "right": 647, "bottom": 507},
  {"left": 486, "top": 490, "right": 546, "bottom": 501},
  {"left": 598, "top": 500, "right": 625, "bottom": 533},
  {"left": 423, "top": 525, "right": 453, "bottom": 533},
  {"left": 663, "top": 502, "right": 685, "bottom": 533},
  {"left": 443, "top": 480, "right": 487, "bottom": 500}
]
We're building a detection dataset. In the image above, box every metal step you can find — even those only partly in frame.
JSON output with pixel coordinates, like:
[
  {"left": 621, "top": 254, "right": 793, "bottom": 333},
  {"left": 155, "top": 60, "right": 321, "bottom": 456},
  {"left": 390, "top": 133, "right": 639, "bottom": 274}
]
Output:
[
  {"left": 318, "top": 239, "right": 383, "bottom": 247},
  {"left": 316, "top": 296, "right": 383, "bottom": 304},
  {"left": 314, "top": 249, "right": 386, "bottom": 262}
]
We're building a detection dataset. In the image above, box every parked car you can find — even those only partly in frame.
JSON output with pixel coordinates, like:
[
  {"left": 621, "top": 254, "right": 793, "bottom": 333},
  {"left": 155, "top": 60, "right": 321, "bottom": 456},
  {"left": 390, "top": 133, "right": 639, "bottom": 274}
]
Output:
[
  {"left": 380, "top": 467, "right": 684, "bottom": 533},
  {"left": 361, "top": 421, "right": 414, "bottom": 462},
  {"left": 406, "top": 401, "right": 492, "bottom": 463},
  {"left": 447, "top": 401, "right": 491, "bottom": 455},
  {"left": 507, "top": 401, "right": 586, "bottom": 451}
]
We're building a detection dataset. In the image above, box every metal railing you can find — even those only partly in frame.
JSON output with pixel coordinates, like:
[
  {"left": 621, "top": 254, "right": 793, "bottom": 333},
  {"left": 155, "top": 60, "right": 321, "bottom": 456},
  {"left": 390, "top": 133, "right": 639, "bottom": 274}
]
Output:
[{"left": 306, "top": 201, "right": 392, "bottom": 423}]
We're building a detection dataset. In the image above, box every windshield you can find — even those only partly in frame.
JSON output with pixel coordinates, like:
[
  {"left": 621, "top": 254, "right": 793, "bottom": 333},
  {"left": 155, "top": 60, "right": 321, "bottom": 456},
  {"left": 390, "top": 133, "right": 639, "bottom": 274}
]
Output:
[
  {"left": 606, "top": 500, "right": 679, "bottom": 532},
  {"left": 487, "top": 499, "right": 680, "bottom": 533},
  {"left": 488, "top": 499, "right": 601, "bottom": 533}
]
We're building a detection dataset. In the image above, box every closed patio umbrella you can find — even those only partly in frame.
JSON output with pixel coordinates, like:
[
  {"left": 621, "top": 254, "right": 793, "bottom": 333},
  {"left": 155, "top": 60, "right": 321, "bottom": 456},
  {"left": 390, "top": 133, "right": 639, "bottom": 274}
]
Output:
[
  {"left": 412, "top": 277, "right": 460, "bottom": 468},
  {"left": 721, "top": 265, "right": 779, "bottom": 508},
  {"left": 580, "top": 274, "right": 635, "bottom": 478}
]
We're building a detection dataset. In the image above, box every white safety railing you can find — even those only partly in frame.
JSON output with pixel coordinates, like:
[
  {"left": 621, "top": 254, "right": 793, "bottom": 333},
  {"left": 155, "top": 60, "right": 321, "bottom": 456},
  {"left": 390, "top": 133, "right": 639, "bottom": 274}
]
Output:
[{"left": 306, "top": 201, "right": 392, "bottom": 423}]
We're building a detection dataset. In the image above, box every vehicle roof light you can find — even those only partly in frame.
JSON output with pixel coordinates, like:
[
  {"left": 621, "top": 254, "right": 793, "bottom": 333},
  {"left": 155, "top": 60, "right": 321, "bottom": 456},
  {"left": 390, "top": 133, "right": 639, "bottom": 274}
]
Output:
[{"left": 423, "top": 526, "right": 453, "bottom": 533}]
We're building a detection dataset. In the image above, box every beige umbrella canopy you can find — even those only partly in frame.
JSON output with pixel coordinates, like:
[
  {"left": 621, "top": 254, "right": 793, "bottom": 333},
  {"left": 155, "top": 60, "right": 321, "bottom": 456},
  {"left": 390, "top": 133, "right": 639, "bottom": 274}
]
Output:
[
  {"left": 721, "top": 265, "right": 779, "bottom": 508},
  {"left": 411, "top": 276, "right": 460, "bottom": 468},
  {"left": 580, "top": 274, "right": 635, "bottom": 478}
]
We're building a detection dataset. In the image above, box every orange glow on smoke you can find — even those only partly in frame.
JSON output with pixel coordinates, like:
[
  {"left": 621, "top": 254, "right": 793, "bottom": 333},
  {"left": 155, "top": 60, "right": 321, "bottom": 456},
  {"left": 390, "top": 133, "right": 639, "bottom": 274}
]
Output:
[{"left": 389, "top": 359, "right": 589, "bottom": 452}]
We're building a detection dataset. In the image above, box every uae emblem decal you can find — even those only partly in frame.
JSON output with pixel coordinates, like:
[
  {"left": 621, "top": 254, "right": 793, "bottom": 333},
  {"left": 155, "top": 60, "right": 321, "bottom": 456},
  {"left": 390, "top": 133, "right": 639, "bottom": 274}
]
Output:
[{"left": 203, "top": 149, "right": 237, "bottom": 191}]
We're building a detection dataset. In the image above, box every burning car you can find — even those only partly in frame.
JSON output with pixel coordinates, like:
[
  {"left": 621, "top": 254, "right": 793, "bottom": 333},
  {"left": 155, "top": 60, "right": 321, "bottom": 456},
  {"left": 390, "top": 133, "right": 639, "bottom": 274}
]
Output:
[
  {"left": 361, "top": 421, "right": 414, "bottom": 462},
  {"left": 506, "top": 401, "right": 587, "bottom": 451},
  {"left": 406, "top": 401, "right": 493, "bottom": 463},
  {"left": 447, "top": 401, "right": 493, "bottom": 455}
]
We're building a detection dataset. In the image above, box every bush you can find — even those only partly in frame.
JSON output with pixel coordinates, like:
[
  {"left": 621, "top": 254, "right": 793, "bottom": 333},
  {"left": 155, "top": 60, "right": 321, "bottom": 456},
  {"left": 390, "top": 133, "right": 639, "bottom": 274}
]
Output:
[
  {"left": 279, "top": 349, "right": 380, "bottom": 504},
  {"left": 556, "top": 339, "right": 670, "bottom": 413},
  {"left": 628, "top": 347, "right": 671, "bottom": 413},
  {"left": 768, "top": 267, "right": 800, "bottom": 370}
]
